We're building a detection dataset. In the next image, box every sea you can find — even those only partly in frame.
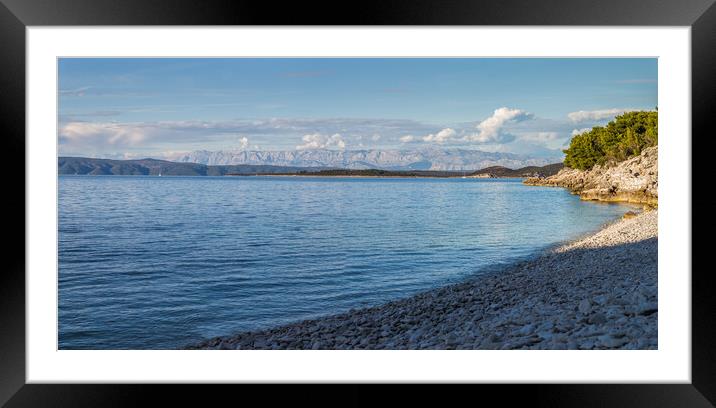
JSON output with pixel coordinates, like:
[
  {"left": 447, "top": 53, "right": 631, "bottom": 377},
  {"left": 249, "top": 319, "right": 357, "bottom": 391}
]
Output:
[{"left": 58, "top": 176, "right": 633, "bottom": 349}]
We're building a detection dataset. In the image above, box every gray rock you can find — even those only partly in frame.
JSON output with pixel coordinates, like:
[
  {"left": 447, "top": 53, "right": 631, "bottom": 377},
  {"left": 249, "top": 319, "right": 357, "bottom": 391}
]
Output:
[
  {"left": 598, "top": 334, "right": 628, "bottom": 348},
  {"left": 588, "top": 312, "right": 607, "bottom": 325},
  {"left": 516, "top": 324, "right": 535, "bottom": 336},
  {"left": 578, "top": 299, "right": 592, "bottom": 314},
  {"left": 637, "top": 302, "right": 658, "bottom": 316}
]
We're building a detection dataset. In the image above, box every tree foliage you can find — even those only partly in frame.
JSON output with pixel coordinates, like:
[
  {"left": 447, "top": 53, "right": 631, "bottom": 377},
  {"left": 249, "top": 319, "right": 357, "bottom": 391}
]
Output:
[{"left": 563, "top": 111, "right": 658, "bottom": 170}]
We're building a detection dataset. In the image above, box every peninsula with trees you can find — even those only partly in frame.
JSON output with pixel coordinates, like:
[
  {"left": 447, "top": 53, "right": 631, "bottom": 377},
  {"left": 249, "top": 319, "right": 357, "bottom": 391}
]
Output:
[{"left": 525, "top": 111, "right": 658, "bottom": 206}]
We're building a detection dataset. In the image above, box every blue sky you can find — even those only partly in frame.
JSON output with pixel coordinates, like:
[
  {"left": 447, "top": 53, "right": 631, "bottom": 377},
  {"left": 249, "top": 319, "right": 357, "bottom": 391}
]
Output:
[{"left": 58, "top": 58, "right": 657, "bottom": 159}]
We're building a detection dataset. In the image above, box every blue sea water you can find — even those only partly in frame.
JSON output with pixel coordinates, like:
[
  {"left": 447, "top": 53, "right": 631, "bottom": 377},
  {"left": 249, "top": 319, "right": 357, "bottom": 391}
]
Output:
[{"left": 58, "top": 176, "right": 632, "bottom": 349}]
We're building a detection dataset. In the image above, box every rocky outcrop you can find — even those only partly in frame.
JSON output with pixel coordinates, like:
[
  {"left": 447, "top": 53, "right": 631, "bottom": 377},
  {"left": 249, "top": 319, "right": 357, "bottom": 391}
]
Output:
[{"left": 524, "top": 146, "right": 657, "bottom": 205}]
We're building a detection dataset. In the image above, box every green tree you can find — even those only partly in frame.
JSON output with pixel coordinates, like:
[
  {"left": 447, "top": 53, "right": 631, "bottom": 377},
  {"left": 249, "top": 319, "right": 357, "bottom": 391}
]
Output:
[{"left": 563, "top": 110, "right": 658, "bottom": 170}]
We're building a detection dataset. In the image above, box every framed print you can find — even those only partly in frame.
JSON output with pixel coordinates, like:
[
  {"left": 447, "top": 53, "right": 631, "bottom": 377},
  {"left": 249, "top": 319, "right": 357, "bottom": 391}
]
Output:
[{"left": 2, "top": 0, "right": 715, "bottom": 405}]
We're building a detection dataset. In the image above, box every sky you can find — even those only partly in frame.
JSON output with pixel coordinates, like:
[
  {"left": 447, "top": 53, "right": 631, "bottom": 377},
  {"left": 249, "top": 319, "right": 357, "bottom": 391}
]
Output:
[{"left": 58, "top": 58, "right": 658, "bottom": 159}]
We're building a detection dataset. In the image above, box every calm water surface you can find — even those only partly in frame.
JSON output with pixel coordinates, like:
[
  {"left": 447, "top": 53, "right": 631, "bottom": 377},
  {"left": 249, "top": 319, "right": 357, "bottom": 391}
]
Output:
[{"left": 58, "top": 176, "right": 632, "bottom": 349}]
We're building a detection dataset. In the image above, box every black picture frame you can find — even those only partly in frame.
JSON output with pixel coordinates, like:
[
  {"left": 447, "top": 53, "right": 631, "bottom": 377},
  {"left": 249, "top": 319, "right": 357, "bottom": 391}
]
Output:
[{"left": 2, "top": 0, "right": 714, "bottom": 406}]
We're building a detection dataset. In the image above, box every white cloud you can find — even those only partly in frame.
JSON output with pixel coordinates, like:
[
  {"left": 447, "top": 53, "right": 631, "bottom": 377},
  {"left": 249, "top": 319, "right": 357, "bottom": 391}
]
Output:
[
  {"left": 59, "top": 86, "right": 91, "bottom": 97},
  {"left": 128, "top": 150, "right": 190, "bottom": 161},
  {"left": 60, "top": 122, "right": 147, "bottom": 147},
  {"left": 476, "top": 141, "right": 565, "bottom": 159},
  {"left": 518, "top": 131, "right": 562, "bottom": 143},
  {"left": 567, "top": 108, "right": 636, "bottom": 123},
  {"left": 296, "top": 133, "right": 346, "bottom": 150},
  {"left": 57, "top": 113, "right": 581, "bottom": 158},
  {"left": 571, "top": 128, "right": 592, "bottom": 136},
  {"left": 422, "top": 128, "right": 456, "bottom": 144},
  {"left": 464, "top": 107, "right": 533, "bottom": 144},
  {"left": 57, "top": 117, "right": 448, "bottom": 157}
]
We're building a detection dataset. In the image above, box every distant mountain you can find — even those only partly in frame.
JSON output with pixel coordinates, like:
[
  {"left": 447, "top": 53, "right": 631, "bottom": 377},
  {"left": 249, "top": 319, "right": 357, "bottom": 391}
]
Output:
[
  {"left": 252, "top": 169, "right": 465, "bottom": 177},
  {"left": 58, "top": 157, "right": 330, "bottom": 176},
  {"left": 471, "top": 163, "right": 564, "bottom": 178},
  {"left": 59, "top": 156, "right": 563, "bottom": 178},
  {"left": 171, "top": 148, "right": 562, "bottom": 171}
]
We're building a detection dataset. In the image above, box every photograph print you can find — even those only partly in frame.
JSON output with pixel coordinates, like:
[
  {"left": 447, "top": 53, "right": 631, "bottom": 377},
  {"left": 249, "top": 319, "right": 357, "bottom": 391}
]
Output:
[{"left": 58, "top": 57, "right": 658, "bottom": 350}]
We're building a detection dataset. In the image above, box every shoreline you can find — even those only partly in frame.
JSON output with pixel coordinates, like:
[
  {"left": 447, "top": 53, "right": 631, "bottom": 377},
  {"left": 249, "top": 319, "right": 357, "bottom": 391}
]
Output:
[
  {"left": 60, "top": 174, "right": 524, "bottom": 180},
  {"left": 187, "top": 208, "right": 657, "bottom": 350},
  {"left": 229, "top": 174, "right": 525, "bottom": 179}
]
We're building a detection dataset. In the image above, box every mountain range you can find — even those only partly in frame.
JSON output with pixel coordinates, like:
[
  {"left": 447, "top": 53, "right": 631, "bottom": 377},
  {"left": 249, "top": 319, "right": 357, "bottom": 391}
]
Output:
[
  {"left": 58, "top": 156, "right": 563, "bottom": 177},
  {"left": 170, "top": 148, "right": 563, "bottom": 171},
  {"left": 58, "top": 157, "right": 330, "bottom": 176}
]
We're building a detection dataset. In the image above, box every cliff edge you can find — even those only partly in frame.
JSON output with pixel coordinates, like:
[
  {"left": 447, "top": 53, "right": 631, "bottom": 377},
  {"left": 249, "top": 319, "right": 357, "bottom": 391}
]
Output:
[{"left": 524, "top": 146, "right": 657, "bottom": 206}]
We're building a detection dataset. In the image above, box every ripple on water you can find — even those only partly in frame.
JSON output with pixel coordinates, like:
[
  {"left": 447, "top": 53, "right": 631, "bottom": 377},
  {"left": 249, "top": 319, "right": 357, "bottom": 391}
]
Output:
[{"left": 58, "top": 176, "right": 631, "bottom": 349}]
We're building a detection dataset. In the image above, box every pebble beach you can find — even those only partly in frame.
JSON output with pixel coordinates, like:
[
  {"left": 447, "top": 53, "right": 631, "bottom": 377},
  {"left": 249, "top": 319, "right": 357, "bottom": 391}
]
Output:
[{"left": 189, "top": 209, "right": 658, "bottom": 350}]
